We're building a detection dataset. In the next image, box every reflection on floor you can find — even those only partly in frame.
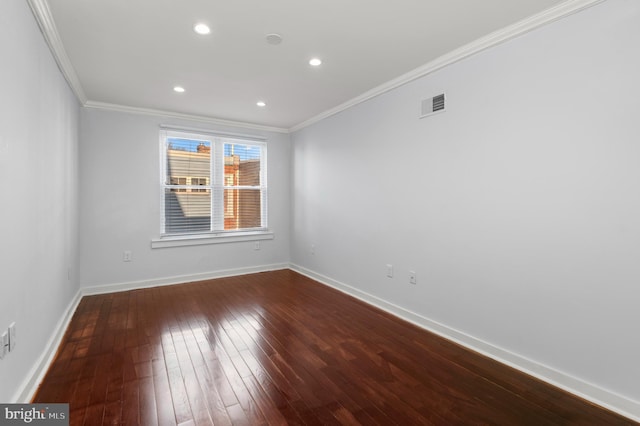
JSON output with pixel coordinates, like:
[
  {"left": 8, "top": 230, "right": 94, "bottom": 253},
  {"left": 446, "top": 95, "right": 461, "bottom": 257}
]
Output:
[{"left": 33, "top": 269, "right": 634, "bottom": 425}]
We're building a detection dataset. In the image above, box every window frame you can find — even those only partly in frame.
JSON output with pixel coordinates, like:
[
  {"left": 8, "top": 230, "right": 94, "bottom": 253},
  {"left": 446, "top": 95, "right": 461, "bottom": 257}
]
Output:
[{"left": 154, "top": 128, "right": 272, "bottom": 248}]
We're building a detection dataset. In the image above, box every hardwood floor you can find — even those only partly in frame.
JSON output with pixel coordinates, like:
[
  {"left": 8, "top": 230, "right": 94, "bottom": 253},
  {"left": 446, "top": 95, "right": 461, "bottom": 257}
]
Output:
[{"left": 33, "top": 269, "right": 634, "bottom": 425}]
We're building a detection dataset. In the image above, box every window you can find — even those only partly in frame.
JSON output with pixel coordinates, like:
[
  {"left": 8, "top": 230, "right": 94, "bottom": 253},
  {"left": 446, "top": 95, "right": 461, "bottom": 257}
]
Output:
[
  {"left": 160, "top": 129, "right": 267, "bottom": 237},
  {"left": 191, "top": 177, "right": 208, "bottom": 192},
  {"left": 170, "top": 177, "right": 187, "bottom": 192}
]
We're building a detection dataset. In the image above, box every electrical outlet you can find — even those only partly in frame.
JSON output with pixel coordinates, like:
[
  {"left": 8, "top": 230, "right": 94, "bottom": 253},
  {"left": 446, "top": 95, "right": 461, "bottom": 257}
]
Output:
[
  {"left": 311, "top": 244, "right": 316, "bottom": 255},
  {"left": 123, "top": 250, "right": 132, "bottom": 262},
  {"left": 8, "top": 322, "right": 16, "bottom": 351},
  {"left": 386, "top": 264, "right": 393, "bottom": 278},
  {"left": 254, "top": 241, "right": 261, "bottom": 250},
  {"left": 409, "top": 271, "right": 417, "bottom": 285},
  {"left": 0, "top": 331, "right": 7, "bottom": 359}
]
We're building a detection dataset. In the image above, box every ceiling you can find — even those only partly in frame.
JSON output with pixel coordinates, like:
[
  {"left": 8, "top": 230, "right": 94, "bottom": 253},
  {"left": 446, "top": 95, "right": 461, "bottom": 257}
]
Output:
[{"left": 37, "top": 0, "right": 590, "bottom": 131}]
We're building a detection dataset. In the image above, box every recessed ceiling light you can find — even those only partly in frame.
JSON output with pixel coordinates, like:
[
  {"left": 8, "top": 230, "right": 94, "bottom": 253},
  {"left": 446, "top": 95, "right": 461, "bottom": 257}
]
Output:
[
  {"left": 309, "top": 58, "right": 322, "bottom": 66},
  {"left": 256, "top": 101, "right": 266, "bottom": 107},
  {"left": 173, "top": 86, "right": 185, "bottom": 93},
  {"left": 193, "top": 23, "right": 211, "bottom": 35}
]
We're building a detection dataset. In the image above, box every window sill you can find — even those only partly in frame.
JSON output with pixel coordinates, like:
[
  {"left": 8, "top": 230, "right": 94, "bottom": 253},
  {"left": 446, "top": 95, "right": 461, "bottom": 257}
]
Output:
[{"left": 151, "top": 231, "right": 274, "bottom": 249}]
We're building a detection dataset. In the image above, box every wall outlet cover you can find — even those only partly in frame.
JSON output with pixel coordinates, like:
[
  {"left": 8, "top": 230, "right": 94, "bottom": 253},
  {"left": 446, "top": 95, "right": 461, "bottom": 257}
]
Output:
[
  {"left": 8, "top": 322, "right": 16, "bottom": 351},
  {"left": 0, "top": 331, "right": 8, "bottom": 359}
]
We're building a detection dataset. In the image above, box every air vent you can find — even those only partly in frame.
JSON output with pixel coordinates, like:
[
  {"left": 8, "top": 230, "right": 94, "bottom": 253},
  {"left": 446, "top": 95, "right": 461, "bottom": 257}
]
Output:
[{"left": 420, "top": 93, "right": 446, "bottom": 118}]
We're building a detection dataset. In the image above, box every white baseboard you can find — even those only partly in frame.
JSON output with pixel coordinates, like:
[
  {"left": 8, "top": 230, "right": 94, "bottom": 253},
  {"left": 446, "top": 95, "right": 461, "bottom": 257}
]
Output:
[
  {"left": 81, "top": 263, "right": 290, "bottom": 296},
  {"left": 16, "top": 263, "right": 288, "bottom": 402},
  {"left": 18, "top": 263, "right": 639, "bottom": 422},
  {"left": 13, "top": 289, "right": 83, "bottom": 403},
  {"left": 290, "top": 264, "right": 640, "bottom": 422}
]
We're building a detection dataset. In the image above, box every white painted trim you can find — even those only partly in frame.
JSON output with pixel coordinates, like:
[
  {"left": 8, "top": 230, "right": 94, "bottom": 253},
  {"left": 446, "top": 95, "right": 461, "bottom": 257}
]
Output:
[
  {"left": 13, "top": 289, "right": 83, "bottom": 403},
  {"left": 151, "top": 231, "right": 274, "bottom": 249},
  {"left": 288, "top": 0, "right": 605, "bottom": 133},
  {"left": 159, "top": 125, "right": 268, "bottom": 142},
  {"left": 14, "top": 262, "right": 640, "bottom": 421},
  {"left": 15, "top": 264, "right": 287, "bottom": 401},
  {"left": 29, "top": 0, "right": 604, "bottom": 135},
  {"left": 26, "top": 0, "right": 87, "bottom": 104},
  {"left": 289, "top": 263, "right": 640, "bottom": 422},
  {"left": 84, "top": 101, "right": 289, "bottom": 134},
  {"left": 81, "top": 263, "right": 289, "bottom": 296}
]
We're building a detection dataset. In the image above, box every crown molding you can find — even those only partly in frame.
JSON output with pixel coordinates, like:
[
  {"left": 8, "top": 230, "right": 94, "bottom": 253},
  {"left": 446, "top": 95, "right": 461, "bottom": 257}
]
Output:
[
  {"left": 288, "top": 0, "right": 605, "bottom": 133},
  {"left": 27, "top": 0, "right": 286, "bottom": 134},
  {"left": 28, "top": 0, "right": 604, "bottom": 135},
  {"left": 84, "top": 101, "right": 290, "bottom": 134},
  {"left": 27, "top": 0, "right": 87, "bottom": 104}
]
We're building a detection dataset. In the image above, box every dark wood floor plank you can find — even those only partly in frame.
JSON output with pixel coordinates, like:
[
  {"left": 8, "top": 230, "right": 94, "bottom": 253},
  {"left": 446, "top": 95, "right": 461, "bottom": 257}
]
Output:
[
  {"left": 101, "top": 400, "right": 122, "bottom": 426},
  {"left": 69, "top": 408, "right": 85, "bottom": 426},
  {"left": 217, "top": 356, "right": 266, "bottom": 425},
  {"left": 152, "top": 360, "right": 177, "bottom": 425},
  {"left": 33, "top": 270, "right": 637, "bottom": 425},
  {"left": 163, "top": 334, "right": 194, "bottom": 424},
  {"left": 180, "top": 315, "right": 232, "bottom": 426},
  {"left": 120, "top": 379, "right": 139, "bottom": 426},
  {"left": 138, "top": 376, "right": 158, "bottom": 426}
]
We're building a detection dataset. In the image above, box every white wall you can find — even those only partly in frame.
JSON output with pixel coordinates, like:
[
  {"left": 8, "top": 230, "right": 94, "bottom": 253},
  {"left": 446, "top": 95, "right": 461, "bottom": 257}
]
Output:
[
  {"left": 78, "top": 108, "right": 291, "bottom": 290},
  {"left": 0, "top": 0, "right": 80, "bottom": 402},
  {"left": 291, "top": 0, "right": 640, "bottom": 414},
  {"left": 4, "top": 0, "right": 638, "bottom": 417}
]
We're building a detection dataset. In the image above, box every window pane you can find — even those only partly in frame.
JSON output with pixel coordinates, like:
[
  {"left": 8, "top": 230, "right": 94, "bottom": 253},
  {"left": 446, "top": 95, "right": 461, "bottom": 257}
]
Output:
[
  {"left": 161, "top": 131, "right": 266, "bottom": 236},
  {"left": 224, "top": 143, "right": 261, "bottom": 186},
  {"left": 223, "top": 188, "right": 261, "bottom": 230},
  {"left": 164, "top": 189, "right": 211, "bottom": 234},
  {"left": 191, "top": 177, "right": 208, "bottom": 192},
  {"left": 166, "top": 138, "right": 210, "bottom": 185}
]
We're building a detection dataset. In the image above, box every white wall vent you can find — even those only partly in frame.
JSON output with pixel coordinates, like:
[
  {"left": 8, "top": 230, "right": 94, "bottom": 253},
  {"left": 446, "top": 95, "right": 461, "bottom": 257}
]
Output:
[{"left": 420, "top": 93, "right": 446, "bottom": 118}]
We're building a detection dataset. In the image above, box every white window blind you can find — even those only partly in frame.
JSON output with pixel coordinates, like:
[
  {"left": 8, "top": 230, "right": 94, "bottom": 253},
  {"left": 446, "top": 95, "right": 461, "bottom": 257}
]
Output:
[{"left": 160, "top": 130, "right": 267, "bottom": 236}]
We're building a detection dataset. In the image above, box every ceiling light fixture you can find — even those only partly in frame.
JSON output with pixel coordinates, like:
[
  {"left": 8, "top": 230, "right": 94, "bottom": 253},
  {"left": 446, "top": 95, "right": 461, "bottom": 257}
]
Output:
[
  {"left": 193, "top": 23, "right": 211, "bottom": 35},
  {"left": 265, "top": 34, "right": 283, "bottom": 45},
  {"left": 256, "top": 101, "right": 266, "bottom": 107},
  {"left": 309, "top": 58, "right": 322, "bottom": 66},
  {"left": 173, "top": 86, "right": 185, "bottom": 93}
]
